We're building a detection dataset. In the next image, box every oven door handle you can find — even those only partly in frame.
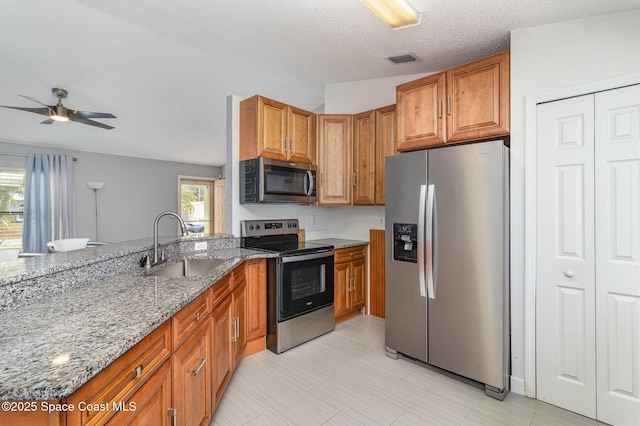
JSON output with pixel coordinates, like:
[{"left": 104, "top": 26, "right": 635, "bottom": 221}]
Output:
[{"left": 281, "top": 250, "right": 334, "bottom": 263}]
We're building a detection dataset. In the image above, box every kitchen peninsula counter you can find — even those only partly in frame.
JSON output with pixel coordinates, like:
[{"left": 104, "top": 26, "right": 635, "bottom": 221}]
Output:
[{"left": 0, "top": 236, "right": 274, "bottom": 401}]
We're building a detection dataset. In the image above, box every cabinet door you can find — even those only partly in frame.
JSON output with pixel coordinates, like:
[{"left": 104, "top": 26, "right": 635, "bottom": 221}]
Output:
[
  {"left": 255, "top": 96, "right": 288, "bottom": 161},
  {"left": 211, "top": 297, "right": 233, "bottom": 406},
  {"left": 334, "top": 262, "right": 351, "bottom": 319},
  {"left": 396, "top": 72, "right": 446, "bottom": 151},
  {"left": 353, "top": 110, "right": 376, "bottom": 205},
  {"left": 232, "top": 280, "right": 247, "bottom": 368},
  {"left": 245, "top": 259, "right": 267, "bottom": 342},
  {"left": 375, "top": 105, "right": 396, "bottom": 205},
  {"left": 288, "top": 105, "right": 316, "bottom": 164},
  {"left": 108, "top": 360, "right": 173, "bottom": 426},
  {"left": 317, "top": 114, "right": 353, "bottom": 205},
  {"left": 172, "top": 320, "right": 211, "bottom": 426},
  {"left": 446, "top": 51, "right": 510, "bottom": 143},
  {"left": 350, "top": 258, "right": 366, "bottom": 311}
]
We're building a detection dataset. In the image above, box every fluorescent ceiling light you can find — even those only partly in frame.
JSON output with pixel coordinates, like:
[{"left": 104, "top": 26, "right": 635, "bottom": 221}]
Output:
[{"left": 360, "top": 0, "right": 422, "bottom": 29}]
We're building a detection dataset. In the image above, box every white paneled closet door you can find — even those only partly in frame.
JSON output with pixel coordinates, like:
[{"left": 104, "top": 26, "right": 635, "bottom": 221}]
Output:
[
  {"left": 536, "top": 95, "right": 596, "bottom": 419},
  {"left": 594, "top": 85, "right": 640, "bottom": 426},
  {"left": 536, "top": 84, "right": 640, "bottom": 425}
]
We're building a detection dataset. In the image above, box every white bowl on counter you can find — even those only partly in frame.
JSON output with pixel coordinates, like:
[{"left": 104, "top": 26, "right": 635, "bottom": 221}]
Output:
[{"left": 47, "top": 238, "right": 90, "bottom": 253}]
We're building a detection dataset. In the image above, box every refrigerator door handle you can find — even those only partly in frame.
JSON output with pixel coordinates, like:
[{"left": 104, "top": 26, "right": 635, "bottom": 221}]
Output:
[
  {"left": 417, "top": 184, "right": 427, "bottom": 298},
  {"left": 426, "top": 184, "right": 436, "bottom": 299}
]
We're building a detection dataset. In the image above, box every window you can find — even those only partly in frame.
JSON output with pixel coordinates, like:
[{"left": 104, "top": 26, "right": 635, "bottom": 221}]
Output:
[
  {"left": 0, "top": 170, "right": 25, "bottom": 249},
  {"left": 180, "top": 178, "right": 214, "bottom": 234}
]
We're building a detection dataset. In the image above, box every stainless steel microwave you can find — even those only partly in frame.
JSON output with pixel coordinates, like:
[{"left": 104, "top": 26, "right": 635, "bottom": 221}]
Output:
[{"left": 239, "top": 157, "right": 317, "bottom": 204}]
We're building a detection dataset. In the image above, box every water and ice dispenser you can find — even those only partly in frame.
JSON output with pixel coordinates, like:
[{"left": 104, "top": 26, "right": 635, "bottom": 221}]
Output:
[{"left": 392, "top": 223, "right": 418, "bottom": 263}]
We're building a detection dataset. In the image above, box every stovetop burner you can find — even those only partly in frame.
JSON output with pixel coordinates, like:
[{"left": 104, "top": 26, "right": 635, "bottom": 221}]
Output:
[{"left": 240, "top": 219, "right": 334, "bottom": 256}]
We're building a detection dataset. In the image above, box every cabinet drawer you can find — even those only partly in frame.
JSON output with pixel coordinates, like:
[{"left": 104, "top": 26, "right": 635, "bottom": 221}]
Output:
[
  {"left": 66, "top": 321, "right": 171, "bottom": 426},
  {"left": 211, "top": 273, "right": 231, "bottom": 307},
  {"left": 334, "top": 245, "right": 367, "bottom": 263},
  {"left": 172, "top": 290, "right": 211, "bottom": 350}
]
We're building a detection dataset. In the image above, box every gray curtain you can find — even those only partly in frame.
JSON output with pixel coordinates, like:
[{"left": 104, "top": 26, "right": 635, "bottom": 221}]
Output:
[{"left": 22, "top": 154, "right": 75, "bottom": 253}]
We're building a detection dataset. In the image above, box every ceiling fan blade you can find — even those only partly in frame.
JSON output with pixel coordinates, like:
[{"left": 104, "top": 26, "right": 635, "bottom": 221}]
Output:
[
  {"left": 0, "top": 105, "right": 53, "bottom": 117},
  {"left": 40, "top": 119, "right": 55, "bottom": 125},
  {"left": 18, "top": 94, "right": 55, "bottom": 111},
  {"left": 70, "top": 110, "right": 117, "bottom": 119},
  {"left": 70, "top": 116, "right": 115, "bottom": 130}
]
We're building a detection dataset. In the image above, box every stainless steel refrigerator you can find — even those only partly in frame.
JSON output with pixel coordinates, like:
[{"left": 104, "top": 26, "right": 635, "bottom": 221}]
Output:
[{"left": 384, "top": 139, "right": 510, "bottom": 400}]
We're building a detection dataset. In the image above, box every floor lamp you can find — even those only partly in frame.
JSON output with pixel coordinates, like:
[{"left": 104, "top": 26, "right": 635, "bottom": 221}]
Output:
[{"left": 87, "top": 182, "right": 104, "bottom": 241}]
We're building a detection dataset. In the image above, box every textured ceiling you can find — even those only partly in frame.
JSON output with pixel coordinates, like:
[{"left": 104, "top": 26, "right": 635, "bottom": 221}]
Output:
[{"left": 0, "top": 0, "right": 638, "bottom": 166}]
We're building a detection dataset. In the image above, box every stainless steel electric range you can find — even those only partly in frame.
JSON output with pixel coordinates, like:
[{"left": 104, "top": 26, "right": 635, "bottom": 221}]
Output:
[{"left": 241, "top": 219, "right": 335, "bottom": 353}]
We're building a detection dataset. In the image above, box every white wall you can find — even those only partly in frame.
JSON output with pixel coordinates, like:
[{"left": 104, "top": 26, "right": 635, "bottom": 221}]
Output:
[
  {"left": 325, "top": 72, "right": 430, "bottom": 113},
  {"left": 0, "top": 140, "right": 222, "bottom": 242},
  {"left": 510, "top": 9, "right": 640, "bottom": 396}
]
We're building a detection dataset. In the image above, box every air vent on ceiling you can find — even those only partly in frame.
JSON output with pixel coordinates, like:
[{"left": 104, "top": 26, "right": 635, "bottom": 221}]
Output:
[{"left": 386, "top": 53, "right": 421, "bottom": 64}]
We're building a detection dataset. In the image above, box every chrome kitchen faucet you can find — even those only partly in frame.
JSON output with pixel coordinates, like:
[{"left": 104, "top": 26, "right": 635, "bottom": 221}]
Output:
[{"left": 151, "top": 211, "right": 189, "bottom": 266}]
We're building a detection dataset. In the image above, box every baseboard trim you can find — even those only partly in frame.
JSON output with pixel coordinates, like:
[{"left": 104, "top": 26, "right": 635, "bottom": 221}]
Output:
[{"left": 510, "top": 375, "right": 526, "bottom": 396}]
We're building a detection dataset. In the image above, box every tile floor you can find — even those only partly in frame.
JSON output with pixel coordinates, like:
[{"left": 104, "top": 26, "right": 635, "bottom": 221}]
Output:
[{"left": 211, "top": 315, "right": 603, "bottom": 425}]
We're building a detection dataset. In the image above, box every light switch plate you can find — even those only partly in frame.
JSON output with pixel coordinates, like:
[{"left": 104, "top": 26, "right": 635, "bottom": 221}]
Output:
[{"left": 194, "top": 241, "right": 207, "bottom": 251}]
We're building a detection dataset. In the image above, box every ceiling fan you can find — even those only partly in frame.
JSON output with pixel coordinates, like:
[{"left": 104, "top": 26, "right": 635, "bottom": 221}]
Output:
[{"left": 0, "top": 88, "right": 116, "bottom": 130}]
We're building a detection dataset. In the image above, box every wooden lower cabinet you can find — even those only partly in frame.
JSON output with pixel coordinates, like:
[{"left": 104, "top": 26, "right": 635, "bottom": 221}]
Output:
[
  {"left": 231, "top": 280, "right": 247, "bottom": 368},
  {"left": 369, "top": 230, "right": 385, "bottom": 318},
  {"left": 66, "top": 321, "right": 172, "bottom": 426},
  {"left": 107, "top": 360, "right": 172, "bottom": 426},
  {"left": 211, "top": 296, "right": 233, "bottom": 408},
  {"left": 244, "top": 258, "right": 267, "bottom": 353},
  {"left": 172, "top": 320, "right": 211, "bottom": 426},
  {"left": 0, "top": 259, "right": 265, "bottom": 426},
  {"left": 334, "top": 245, "right": 367, "bottom": 323}
]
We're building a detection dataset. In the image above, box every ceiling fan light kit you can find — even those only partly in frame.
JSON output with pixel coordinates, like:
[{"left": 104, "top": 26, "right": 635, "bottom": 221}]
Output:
[
  {"left": 360, "top": 0, "right": 422, "bottom": 29},
  {"left": 0, "top": 87, "right": 116, "bottom": 129},
  {"left": 51, "top": 88, "right": 69, "bottom": 121}
]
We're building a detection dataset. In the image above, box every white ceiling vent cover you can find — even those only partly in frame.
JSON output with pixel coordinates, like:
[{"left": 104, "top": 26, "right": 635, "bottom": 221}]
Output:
[{"left": 386, "top": 53, "right": 421, "bottom": 64}]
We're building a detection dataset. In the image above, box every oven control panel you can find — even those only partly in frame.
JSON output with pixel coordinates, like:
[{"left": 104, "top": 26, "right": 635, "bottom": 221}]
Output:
[{"left": 240, "top": 219, "right": 299, "bottom": 237}]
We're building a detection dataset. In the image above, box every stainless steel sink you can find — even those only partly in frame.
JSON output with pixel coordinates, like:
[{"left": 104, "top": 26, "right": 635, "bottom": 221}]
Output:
[{"left": 146, "top": 258, "right": 225, "bottom": 277}]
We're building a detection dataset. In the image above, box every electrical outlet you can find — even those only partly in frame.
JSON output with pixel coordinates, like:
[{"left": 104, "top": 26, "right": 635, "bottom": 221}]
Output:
[
  {"left": 311, "top": 215, "right": 317, "bottom": 226},
  {"left": 378, "top": 216, "right": 384, "bottom": 227},
  {"left": 194, "top": 241, "right": 207, "bottom": 251}
]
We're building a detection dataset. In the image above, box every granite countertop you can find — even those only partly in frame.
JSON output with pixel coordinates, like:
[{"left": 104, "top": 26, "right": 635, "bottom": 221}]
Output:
[
  {"left": 0, "top": 243, "right": 274, "bottom": 401},
  {"left": 307, "top": 238, "right": 369, "bottom": 249}
]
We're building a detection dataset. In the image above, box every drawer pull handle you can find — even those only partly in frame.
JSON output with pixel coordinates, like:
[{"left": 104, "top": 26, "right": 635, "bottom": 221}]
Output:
[
  {"left": 196, "top": 312, "right": 201, "bottom": 321},
  {"left": 134, "top": 364, "right": 144, "bottom": 378},
  {"left": 191, "top": 358, "right": 207, "bottom": 375},
  {"left": 168, "top": 408, "right": 177, "bottom": 426},
  {"left": 231, "top": 318, "right": 237, "bottom": 342}
]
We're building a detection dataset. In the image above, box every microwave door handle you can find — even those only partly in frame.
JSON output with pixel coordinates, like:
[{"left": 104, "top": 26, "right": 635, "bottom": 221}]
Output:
[{"left": 305, "top": 170, "right": 314, "bottom": 196}]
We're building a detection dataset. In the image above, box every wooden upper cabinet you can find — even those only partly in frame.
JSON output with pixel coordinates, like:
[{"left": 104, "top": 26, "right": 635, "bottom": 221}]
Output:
[
  {"left": 396, "top": 51, "right": 510, "bottom": 151},
  {"left": 317, "top": 114, "right": 353, "bottom": 205},
  {"left": 396, "top": 72, "right": 446, "bottom": 151},
  {"left": 375, "top": 105, "right": 396, "bottom": 205},
  {"left": 446, "top": 50, "right": 510, "bottom": 143},
  {"left": 240, "top": 95, "right": 316, "bottom": 164},
  {"left": 353, "top": 110, "right": 376, "bottom": 205},
  {"left": 287, "top": 105, "right": 316, "bottom": 164}
]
